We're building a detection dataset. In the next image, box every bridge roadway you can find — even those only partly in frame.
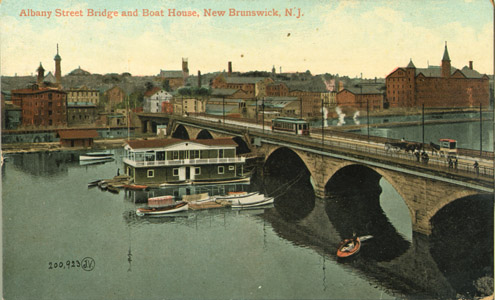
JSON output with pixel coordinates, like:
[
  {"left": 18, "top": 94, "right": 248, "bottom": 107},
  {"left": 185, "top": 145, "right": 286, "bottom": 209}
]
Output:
[{"left": 161, "top": 114, "right": 494, "bottom": 193}]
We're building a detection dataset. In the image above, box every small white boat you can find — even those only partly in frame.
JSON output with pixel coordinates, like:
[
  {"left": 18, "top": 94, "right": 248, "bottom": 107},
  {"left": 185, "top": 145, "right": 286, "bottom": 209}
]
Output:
[
  {"left": 214, "top": 191, "right": 259, "bottom": 201},
  {"left": 231, "top": 197, "right": 274, "bottom": 209},
  {"left": 230, "top": 194, "right": 267, "bottom": 206},
  {"left": 80, "top": 151, "right": 114, "bottom": 161}
]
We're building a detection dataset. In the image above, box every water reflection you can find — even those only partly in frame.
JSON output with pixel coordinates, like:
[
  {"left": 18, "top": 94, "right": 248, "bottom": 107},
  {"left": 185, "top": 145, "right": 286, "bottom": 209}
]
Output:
[{"left": 430, "top": 194, "right": 494, "bottom": 297}]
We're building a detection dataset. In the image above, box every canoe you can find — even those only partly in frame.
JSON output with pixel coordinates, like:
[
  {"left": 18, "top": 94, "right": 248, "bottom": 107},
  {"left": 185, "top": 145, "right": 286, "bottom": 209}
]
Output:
[
  {"left": 231, "top": 197, "right": 274, "bottom": 209},
  {"left": 136, "top": 202, "right": 189, "bottom": 216},
  {"left": 88, "top": 179, "right": 102, "bottom": 187}
]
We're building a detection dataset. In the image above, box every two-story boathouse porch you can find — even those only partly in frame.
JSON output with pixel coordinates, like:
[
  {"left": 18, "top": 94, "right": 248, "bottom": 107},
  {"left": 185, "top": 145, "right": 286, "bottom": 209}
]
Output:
[{"left": 123, "top": 138, "right": 246, "bottom": 184}]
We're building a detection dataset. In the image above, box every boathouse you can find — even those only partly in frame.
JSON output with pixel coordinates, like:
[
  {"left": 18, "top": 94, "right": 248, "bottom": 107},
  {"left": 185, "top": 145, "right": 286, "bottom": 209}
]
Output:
[
  {"left": 58, "top": 129, "right": 98, "bottom": 148},
  {"left": 123, "top": 138, "right": 246, "bottom": 184}
]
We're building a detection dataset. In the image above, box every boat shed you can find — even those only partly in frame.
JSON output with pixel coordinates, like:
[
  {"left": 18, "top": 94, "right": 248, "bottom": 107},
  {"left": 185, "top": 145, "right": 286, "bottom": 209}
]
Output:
[{"left": 58, "top": 129, "right": 98, "bottom": 148}]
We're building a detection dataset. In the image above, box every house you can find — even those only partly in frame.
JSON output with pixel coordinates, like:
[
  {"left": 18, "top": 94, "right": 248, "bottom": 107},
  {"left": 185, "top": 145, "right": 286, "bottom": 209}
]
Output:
[
  {"left": 123, "top": 138, "right": 246, "bottom": 184},
  {"left": 143, "top": 87, "right": 173, "bottom": 113},
  {"left": 58, "top": 129, "right": 98, "bottom": 148}
]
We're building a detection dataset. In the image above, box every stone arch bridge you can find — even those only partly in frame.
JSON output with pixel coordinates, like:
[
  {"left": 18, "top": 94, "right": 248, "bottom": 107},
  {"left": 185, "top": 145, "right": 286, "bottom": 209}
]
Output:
[{"left": 139, "top": 114, "right": 494, "bottom": 236}]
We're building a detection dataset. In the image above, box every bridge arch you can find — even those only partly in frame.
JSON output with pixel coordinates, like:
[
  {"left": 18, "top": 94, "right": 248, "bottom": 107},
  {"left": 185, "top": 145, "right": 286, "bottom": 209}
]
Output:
[
  {"left": 196, "top": 129, "right": 213, "bottom": 139},
  {"left": 171, "top": 124, "right": 190, "bottom": 140}
]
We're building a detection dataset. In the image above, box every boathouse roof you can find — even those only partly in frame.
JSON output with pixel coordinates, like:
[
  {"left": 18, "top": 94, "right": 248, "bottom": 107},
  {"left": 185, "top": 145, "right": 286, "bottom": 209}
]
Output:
[
  {"left": 58, "top": 129, "right": 98, "bottom": 139},
  {"left": 125, "top": 138, "right": 237, "bottom": 149}
]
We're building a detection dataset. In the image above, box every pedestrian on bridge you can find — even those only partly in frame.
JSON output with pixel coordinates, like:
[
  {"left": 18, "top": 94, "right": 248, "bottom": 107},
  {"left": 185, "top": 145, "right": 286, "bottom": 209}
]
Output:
[{"left": 474, "top": 161, "right": 479, "bottom": 176}]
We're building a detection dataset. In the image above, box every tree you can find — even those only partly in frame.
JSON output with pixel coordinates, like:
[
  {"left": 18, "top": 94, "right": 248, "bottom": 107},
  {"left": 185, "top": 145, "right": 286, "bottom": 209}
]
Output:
[{"left": 145, "top": 81, "right": 154, "bottom": 91}]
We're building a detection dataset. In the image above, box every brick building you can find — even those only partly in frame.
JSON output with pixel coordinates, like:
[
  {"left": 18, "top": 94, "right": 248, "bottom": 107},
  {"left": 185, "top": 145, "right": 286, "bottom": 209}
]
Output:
[
  {"left": 104, "top": 86, "right": 126, "bottom": 108},
  {"left": 211, "top": 75, "right": 273, "bottom": 98},
  {"left": 336, "top": 85, "right": 384, "bottom": 111},
  {"left": 67, "top": 102, "right": 98, "bottom": 126},
  {"left": 11, "top": 86, "right": 67, "bottom": 127},
  {"left": 386, "top": 44, "right": 489, "bottom": 108}
]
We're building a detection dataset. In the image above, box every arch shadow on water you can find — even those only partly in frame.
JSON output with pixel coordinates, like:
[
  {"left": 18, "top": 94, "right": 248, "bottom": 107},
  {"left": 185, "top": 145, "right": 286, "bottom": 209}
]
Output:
[
  {"left": 430, "top": 194, "right": 494, "bottom": 296},
  {"left": 325, "top": 165, "right": 411, "bottom": 262},
  {"left": 259, "top": 147, "right": 315, "bottom": 222}
]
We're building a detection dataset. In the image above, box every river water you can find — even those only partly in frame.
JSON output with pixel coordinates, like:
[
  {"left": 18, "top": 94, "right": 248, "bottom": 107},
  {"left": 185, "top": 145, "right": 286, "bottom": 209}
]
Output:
[{"left": 2, "top": 120, "right": 493, "bottom": 299}]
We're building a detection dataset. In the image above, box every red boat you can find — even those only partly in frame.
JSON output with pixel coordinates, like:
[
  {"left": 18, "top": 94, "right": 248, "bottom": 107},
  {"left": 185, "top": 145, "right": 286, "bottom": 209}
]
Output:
[
  {"left": 123, "top": 184, "right": 149, "bottom": 191},
  {"left": 336, "top": 235, "right": 373, "bottom": 258}
]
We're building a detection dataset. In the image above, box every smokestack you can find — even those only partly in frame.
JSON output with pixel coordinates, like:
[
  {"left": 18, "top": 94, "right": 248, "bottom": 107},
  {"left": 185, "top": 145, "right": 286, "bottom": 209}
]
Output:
[
  {"left": 198, "top": 70, "right": 201, "bottom": 88},
  {"left": 469, "top": 61, "right": 473, "bottom": 70},
  {"left": 338, "top": 81, "right": 344, "bottom": 92},
  {"left": 228, "top": 61, "right": 232, "bottom": 76}
]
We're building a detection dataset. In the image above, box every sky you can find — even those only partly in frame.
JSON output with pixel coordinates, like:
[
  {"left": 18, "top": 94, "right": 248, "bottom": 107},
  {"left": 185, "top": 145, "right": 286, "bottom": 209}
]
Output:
[{"left": 0, "top": 0, "right": 493, "bottom": 78}]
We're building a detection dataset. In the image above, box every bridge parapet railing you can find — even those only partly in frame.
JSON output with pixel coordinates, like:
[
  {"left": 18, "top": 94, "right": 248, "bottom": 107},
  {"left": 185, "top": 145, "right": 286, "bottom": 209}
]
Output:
[{"left": 184, "top": 115, "right": 494, "bottom": 179}]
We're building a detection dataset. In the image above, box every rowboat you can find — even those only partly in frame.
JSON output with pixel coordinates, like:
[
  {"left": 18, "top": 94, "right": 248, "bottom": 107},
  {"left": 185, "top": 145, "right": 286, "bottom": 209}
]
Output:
[
  {"left": 231, "top": 197, "right": 274, "bottom": 209},
  {"left": 80, "top": 151, "right": 113, "bottom": 161},
  {"left": 136, "top": 201, "right": 189, "bottom": 216},
  {"left": 214, "top": 191, "right": 259, "bottom": 201},
  {"left": 336, "top": 235, "right": 373, "bottom": 258},
  {"left": 230, "top": 193, "right": 268, "bottom": 206}
]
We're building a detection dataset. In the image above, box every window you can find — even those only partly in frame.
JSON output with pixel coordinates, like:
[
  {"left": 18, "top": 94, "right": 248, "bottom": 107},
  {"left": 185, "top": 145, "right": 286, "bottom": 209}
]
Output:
[
  {"left": 218, "top": 149, "right": 224, "bottom": 158},
  {"left": 218, "top": 166, "right": 224, "bottom": 174},
  {"left": 147, "top": 170, "right": 154, "bottom": 178},
  {"left": 229, "top": 165, "right": 235, "bottom": 171},
  {"left": 173, "top": 151, "right": 179, "bottom": 160},
  {"left": 195, "top": 167, "right": 201, "bottom": 175},
  {"left": 173, "top": 168, "right": 179, "bottom": 176}
]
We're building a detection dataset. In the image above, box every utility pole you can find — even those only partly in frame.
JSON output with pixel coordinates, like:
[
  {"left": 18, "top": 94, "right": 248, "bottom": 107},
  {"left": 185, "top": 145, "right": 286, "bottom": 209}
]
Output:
[
  {"left": 480, "top": 102, "right": 483, "bottom": 157},
  {"left": 222, "top": 96, "right": 225, "bottom": 125},
  {"left": 262, "top": 97, "right": 265, "bottom": 133},
  {"left": 422, "top": 103, "right": 425, "bottom": 150},
  {"left": 321, "top": 98, "right": 324, "bottom": 146}
]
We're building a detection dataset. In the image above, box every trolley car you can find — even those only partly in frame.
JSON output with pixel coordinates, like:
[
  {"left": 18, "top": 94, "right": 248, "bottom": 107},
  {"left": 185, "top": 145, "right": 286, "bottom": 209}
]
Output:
[
  {"left": 439, "top": 138, "right": 457, "bottom": 157},
  {"left": 271, "top": 117, "right": 310, "bottom": 135}
]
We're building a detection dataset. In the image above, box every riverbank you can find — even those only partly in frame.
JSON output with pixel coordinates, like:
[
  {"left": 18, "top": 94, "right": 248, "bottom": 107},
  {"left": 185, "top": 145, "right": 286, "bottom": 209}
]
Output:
[{"left": 1, "top": 138, "right": 127, "bottom": 154}]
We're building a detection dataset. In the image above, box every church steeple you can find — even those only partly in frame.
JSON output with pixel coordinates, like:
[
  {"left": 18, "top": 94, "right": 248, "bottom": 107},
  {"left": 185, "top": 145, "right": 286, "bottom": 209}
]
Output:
[
  {"left": 442, "top": 41, "right": 450, "bottom": 61},
  {"left": 37, "top": 62, "right": 45, "bottom": 86},
  {"left": 441, "top": 41, "right": 451, "bottom": 78},
  {"left": 54, "top": 44, "right": 62, "bottom": 86}
]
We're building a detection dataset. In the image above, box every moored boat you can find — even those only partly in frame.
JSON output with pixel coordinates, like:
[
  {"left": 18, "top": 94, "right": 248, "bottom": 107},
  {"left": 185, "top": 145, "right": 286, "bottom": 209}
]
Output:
[
  {"left": 231, "top": 196, "right": 274, "bottom": 209},
  {"left": 136, "top": 201, "right": 189, "bottom": 216},
  {"left": 123, "top": 184, "right": 149, "bottom": 191},
  {"left": 214, "top": 191, "right": 259, "bottom": 201},
  {"left": 80, "top": 151, "right": 113, "bottom": 161}
]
